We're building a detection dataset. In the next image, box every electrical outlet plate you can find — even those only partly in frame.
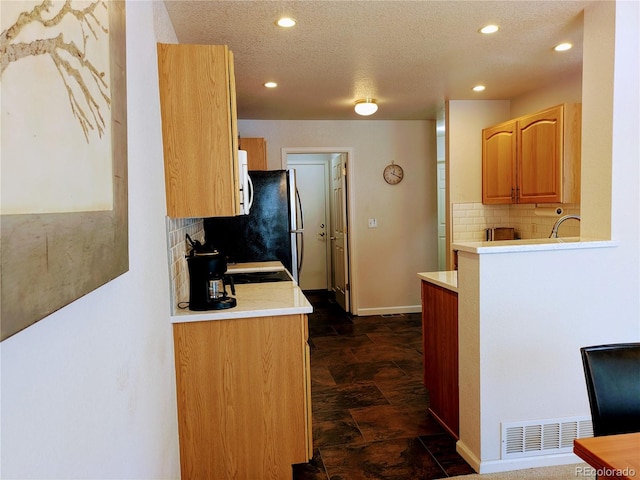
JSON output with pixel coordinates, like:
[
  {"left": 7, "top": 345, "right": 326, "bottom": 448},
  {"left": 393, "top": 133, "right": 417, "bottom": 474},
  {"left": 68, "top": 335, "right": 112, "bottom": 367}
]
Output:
[{"left": 368, "top": 218, "right": 377, "bottom": 228}]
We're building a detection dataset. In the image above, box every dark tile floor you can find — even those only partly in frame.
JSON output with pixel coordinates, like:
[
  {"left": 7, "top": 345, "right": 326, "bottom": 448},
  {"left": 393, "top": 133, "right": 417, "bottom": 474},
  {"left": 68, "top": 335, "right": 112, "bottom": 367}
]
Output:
[{"left": 293, "top": 290, "right": 475, "bottom": 480}]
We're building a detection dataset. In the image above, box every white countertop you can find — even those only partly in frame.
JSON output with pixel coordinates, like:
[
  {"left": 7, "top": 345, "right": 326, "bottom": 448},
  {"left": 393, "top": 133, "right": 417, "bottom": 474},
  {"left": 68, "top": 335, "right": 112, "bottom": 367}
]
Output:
[
  {"left": 172, "top": 262, "right": 312, "bottom": 323},
  {"left": 226, "top": 261, "right": 285, "bottom": 273},
  {"left": 452, "top": 237, "right": 617, "bottom": 254},
  {"left": 417, "top": 271, "right": 458, "bottom": 292}
]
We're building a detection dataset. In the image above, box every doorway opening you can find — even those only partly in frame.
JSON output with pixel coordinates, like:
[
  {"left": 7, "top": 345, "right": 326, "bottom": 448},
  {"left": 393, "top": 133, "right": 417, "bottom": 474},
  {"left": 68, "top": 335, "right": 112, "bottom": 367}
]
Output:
[{"left": 283, "top": 148, "right": 353, "bottom": 313}]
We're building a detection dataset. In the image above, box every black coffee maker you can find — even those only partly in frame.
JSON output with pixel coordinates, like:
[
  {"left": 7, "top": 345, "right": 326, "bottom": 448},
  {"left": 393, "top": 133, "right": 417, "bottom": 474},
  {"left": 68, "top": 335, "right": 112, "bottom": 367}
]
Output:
[{"left": 186, "top": 235, "right": 236, "bottom": 311}]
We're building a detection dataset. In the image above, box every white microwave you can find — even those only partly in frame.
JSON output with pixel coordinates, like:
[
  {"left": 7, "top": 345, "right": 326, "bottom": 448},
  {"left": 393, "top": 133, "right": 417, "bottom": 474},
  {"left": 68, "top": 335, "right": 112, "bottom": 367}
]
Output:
[{"left": 238, "top": 150, "right": 253, "bottom": 215}]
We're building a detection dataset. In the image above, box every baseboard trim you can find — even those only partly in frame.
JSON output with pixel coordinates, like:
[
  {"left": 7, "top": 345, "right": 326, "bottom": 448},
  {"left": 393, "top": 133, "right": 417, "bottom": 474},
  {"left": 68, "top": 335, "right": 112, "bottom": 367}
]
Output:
[
  {"left": 355, "top": 305, "right": 421, "bottom": 316},
  {"left": 456, "top": 440, "right": 584, "bottom": 474},
  {"left": 456, "top": 440, "right": 481, "bottom": 473}
]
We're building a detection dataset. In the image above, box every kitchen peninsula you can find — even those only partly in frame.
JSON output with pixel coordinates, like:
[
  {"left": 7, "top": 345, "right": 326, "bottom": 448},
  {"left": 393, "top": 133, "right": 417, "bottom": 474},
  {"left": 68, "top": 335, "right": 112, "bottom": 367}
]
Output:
[
  {"left": 452, "top": 237, "right": 617, "bottom": 473},
  {"left": 170, "top": 263, "right": 313, "bottom": 479}
]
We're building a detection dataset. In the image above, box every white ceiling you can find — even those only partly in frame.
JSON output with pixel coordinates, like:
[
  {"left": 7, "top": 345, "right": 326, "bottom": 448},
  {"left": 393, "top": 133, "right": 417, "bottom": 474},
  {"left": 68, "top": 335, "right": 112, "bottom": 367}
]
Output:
[{"left": 163, "top": 0, "right": 589, "bottom": 121}]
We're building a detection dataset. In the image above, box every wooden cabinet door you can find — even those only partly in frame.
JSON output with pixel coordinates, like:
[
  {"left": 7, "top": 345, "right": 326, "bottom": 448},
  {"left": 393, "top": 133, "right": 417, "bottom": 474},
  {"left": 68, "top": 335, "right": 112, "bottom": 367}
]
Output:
[
  {"left": 157, "top": 43, "right": 239, "bottom": 218},
  {"left": 239, "top": 137, "right": 268, "bottom": 170},
  {"left": 173, "top": 314, "right": 310, "bottom": 480},
  {"left": 516, "top": 105, "right": 563, "bottom": 204},
  {"left": 302, "top": 315, "right": 313, "bottom": 459},
  {"left": 482, "top": 120, "right": 517, "bottom": 204},
  {"left": 421, "top": 281, "right": 459, "bottom": 438}
]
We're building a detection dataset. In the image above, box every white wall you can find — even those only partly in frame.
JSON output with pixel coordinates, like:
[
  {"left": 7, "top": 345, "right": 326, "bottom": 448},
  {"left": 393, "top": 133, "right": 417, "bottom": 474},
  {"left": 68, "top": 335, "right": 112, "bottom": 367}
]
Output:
[
  {"left": 457, "top": 0, "right": 640, "bottom": 473},
  {"left": 511, "top": 71, "right": 583, "bottom": 119},
  {"left": 445, "top": 100, "right": 509, "bottom": 267},
  {"left": 0, "top": 2, "right": 180, "bottom": 478},
  {"left": 447, "top": 100, "right": 510, "bottom": 205},
  {"left": 238, "top": 119, "right": 438, "bottom": 314}
]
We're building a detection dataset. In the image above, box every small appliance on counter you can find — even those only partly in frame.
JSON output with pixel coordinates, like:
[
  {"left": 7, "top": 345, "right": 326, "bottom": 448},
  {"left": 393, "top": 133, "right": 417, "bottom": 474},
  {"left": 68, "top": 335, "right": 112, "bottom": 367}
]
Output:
[
  {"left": 485, "top": 227, "right": 516, "bottom": 241},
  {"left": 185, "top": 235, "right": 236, "bottom": 311}
]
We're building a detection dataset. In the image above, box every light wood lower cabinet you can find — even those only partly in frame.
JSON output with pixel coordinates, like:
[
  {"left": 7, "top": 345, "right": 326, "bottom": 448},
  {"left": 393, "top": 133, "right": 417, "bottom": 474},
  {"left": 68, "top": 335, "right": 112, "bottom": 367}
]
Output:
[
  {"left": 173, "top": 314, "right": 312, "bottom": 479},
  {"left": 421, "top": 281, "right": 459, "bottom": 439}
]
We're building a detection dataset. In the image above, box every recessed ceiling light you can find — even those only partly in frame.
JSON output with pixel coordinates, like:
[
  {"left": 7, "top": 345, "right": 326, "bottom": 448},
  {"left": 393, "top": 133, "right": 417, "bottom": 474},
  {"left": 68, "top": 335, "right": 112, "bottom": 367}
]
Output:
[
  {"left": 473, "top": 85, "right": 486, "bottom": 92},
  {"left": 276, "top": 17, "right": 296, "bottom": 28},
  {"left": 554, "top": 43, "right": 572, "bottom": 52},
  {"left": 479, "top": 24, "right": 499, "bottom": 34},
  {"left": 264, "top": 82, "right": 278, "bottom": 88}
]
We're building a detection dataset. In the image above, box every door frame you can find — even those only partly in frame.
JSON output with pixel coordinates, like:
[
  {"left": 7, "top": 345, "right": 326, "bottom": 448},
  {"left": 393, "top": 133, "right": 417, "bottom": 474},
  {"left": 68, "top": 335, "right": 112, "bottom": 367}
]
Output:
[{"left": 281, "top": 147, "right": 356, "bottom": 314}]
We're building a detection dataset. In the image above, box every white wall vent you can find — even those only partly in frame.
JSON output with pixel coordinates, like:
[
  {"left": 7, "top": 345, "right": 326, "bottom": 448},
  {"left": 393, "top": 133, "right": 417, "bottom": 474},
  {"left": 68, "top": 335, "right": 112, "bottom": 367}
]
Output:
[{"left": 502, "top": 416, "right": 593, "bottom": 458}]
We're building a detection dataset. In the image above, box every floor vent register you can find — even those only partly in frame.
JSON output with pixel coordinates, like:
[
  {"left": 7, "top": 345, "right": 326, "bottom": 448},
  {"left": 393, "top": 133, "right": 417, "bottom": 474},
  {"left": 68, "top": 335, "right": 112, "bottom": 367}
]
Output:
[{"left": 502, "top": 416, "right": 593, "bottom": 458}]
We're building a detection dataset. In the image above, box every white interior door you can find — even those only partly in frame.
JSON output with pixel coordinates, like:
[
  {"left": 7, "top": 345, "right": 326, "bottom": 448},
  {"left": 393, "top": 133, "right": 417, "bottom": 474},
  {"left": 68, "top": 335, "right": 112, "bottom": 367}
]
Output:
[
  {"left": 437, "top": 161, "right": 446, "bottom": 270},
  {"left": 330, "top": 154, "right": 350, "bottom": 311},
  {"left": 287, "top": 160, "right": 330, "bottom": 290}
]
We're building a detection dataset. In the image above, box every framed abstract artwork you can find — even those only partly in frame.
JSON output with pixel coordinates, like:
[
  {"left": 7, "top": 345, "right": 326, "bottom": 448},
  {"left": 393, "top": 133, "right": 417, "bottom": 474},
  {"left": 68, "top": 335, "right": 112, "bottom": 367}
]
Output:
[{"left": 1, "top": 1, "right": 128, "bottom": 340}]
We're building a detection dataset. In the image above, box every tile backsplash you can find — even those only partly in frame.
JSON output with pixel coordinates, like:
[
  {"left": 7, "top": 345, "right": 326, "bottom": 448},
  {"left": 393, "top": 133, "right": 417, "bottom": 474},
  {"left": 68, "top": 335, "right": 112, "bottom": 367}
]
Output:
[
  {"left": 452, "top": 203, "right": 580, "bottom": 243},
  {"left": 166, "top": 217, "right": 204, "bottom": 311}
]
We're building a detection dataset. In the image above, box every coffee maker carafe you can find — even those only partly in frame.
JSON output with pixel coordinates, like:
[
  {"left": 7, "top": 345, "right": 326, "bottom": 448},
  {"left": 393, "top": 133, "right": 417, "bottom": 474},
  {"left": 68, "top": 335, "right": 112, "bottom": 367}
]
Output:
[{"left": 186, "top": 236, "right": 236, "bottom": 311}]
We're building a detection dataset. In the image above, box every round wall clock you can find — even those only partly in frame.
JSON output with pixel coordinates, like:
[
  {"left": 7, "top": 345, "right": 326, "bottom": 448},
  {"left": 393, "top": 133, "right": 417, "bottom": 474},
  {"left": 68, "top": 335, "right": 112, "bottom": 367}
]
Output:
[{"left": 383, "top": 162, "right": 404, "bottom": 185}]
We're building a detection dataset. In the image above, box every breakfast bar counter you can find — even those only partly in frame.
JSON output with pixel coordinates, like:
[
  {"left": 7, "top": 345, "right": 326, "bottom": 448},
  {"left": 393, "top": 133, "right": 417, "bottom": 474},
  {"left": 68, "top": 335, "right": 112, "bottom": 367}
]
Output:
[{"left": 417, "top": 270, "right": 458, "bottom": 292}]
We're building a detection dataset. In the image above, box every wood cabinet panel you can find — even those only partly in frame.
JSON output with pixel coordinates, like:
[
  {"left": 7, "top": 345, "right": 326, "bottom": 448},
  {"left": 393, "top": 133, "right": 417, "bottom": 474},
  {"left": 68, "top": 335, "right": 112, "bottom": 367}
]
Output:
[
  {"left": 421, "top": 281, "right": 459, "bottom": 438},
  {"left": 157, "top": 43, "right": 240, "bottom": 218},
  {"left": 517, "top": 106, "right": 563, "bottom": 203},
  {"left": 239, "top": 137, "right": 268, "bottom": 170},
  {"left": 482, "top": 121, "right": 517, "bottom": 204},
  {"left": 173, "top": 314, "right": 311, "bottom": 479}
]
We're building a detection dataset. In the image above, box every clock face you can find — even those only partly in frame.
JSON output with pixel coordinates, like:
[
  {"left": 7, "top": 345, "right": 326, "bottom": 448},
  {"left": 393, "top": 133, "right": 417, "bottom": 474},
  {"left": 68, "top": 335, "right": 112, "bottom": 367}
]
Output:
[{"left": 383, "top": 163, "right": 404, "bottom": 184}]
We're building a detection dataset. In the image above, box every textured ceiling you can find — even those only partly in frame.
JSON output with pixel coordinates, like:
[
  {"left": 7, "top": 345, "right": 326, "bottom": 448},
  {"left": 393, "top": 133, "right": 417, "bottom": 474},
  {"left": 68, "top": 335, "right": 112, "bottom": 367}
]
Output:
[{"left": 163, "top": 0, "right": 589, "bottom": 121}]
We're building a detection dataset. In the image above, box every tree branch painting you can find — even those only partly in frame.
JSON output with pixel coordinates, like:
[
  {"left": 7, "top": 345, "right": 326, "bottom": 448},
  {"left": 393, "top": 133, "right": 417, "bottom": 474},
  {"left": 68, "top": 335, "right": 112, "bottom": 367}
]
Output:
[
  {"left": 1, "top": 0, "right": 110, "bottom": 142},
  {"left": 1, "top": 0, "right": 128, "bottom": 340}
]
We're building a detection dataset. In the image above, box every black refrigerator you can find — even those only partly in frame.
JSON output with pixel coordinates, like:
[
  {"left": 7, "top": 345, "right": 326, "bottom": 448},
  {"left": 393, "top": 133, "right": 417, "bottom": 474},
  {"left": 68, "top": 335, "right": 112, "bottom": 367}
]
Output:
[{"left": 203, "top": 170, "right": 304, "bottom": 282}]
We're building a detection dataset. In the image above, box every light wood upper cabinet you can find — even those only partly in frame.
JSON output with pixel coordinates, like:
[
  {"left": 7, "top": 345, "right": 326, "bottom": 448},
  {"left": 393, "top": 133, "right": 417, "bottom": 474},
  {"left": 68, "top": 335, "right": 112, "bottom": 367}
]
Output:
[
  {"left": 239, "top": 137, "right": 268, "bottom": 170},
  {"left": 157, "top": 43, "right": 240, "bottom": 218},
  {"left": 482, "top": 104, "right": 581, "bottom": 205},
  {"left": 172, "top": 314, "right": 312, "bottom": 479},
  {"left": 482, "top": 120, "right": 517, "bottom": 204}
]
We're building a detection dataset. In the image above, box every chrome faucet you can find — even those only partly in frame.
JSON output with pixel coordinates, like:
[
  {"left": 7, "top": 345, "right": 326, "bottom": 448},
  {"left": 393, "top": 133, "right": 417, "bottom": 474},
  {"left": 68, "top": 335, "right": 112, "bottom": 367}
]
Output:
[{"left": 549, "top": 215, "right": 581, "bottom": 238}]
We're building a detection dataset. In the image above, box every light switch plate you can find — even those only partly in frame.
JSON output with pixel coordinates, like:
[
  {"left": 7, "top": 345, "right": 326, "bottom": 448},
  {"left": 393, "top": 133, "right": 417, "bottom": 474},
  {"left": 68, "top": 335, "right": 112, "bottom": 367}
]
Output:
[{"left": 368, "top": 218, "right": 378, "bottom": 228}]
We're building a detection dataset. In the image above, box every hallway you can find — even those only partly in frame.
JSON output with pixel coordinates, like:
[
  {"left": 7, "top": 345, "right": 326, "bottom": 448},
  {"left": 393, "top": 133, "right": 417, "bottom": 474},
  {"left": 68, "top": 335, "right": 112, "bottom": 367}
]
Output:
[{"left": 293, "top": 291, "right": 474, "bottom": 479}]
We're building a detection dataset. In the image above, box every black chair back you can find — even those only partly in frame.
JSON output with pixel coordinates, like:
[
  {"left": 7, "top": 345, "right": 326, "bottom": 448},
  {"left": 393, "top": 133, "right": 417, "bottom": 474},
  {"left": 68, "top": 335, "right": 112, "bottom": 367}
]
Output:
[{"left": 580, "top": 343, "right": 640, "bottom": 436}]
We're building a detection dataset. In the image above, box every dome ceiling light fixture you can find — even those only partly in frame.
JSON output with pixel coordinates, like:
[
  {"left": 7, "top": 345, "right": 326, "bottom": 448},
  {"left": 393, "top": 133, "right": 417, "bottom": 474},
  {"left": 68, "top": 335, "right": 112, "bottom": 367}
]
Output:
[
  {"left": 473, "top": 85, "right": 486, "bottom": 92},
  {"left": 354, "top": 98, "right": 378, "bottom": 116}
]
